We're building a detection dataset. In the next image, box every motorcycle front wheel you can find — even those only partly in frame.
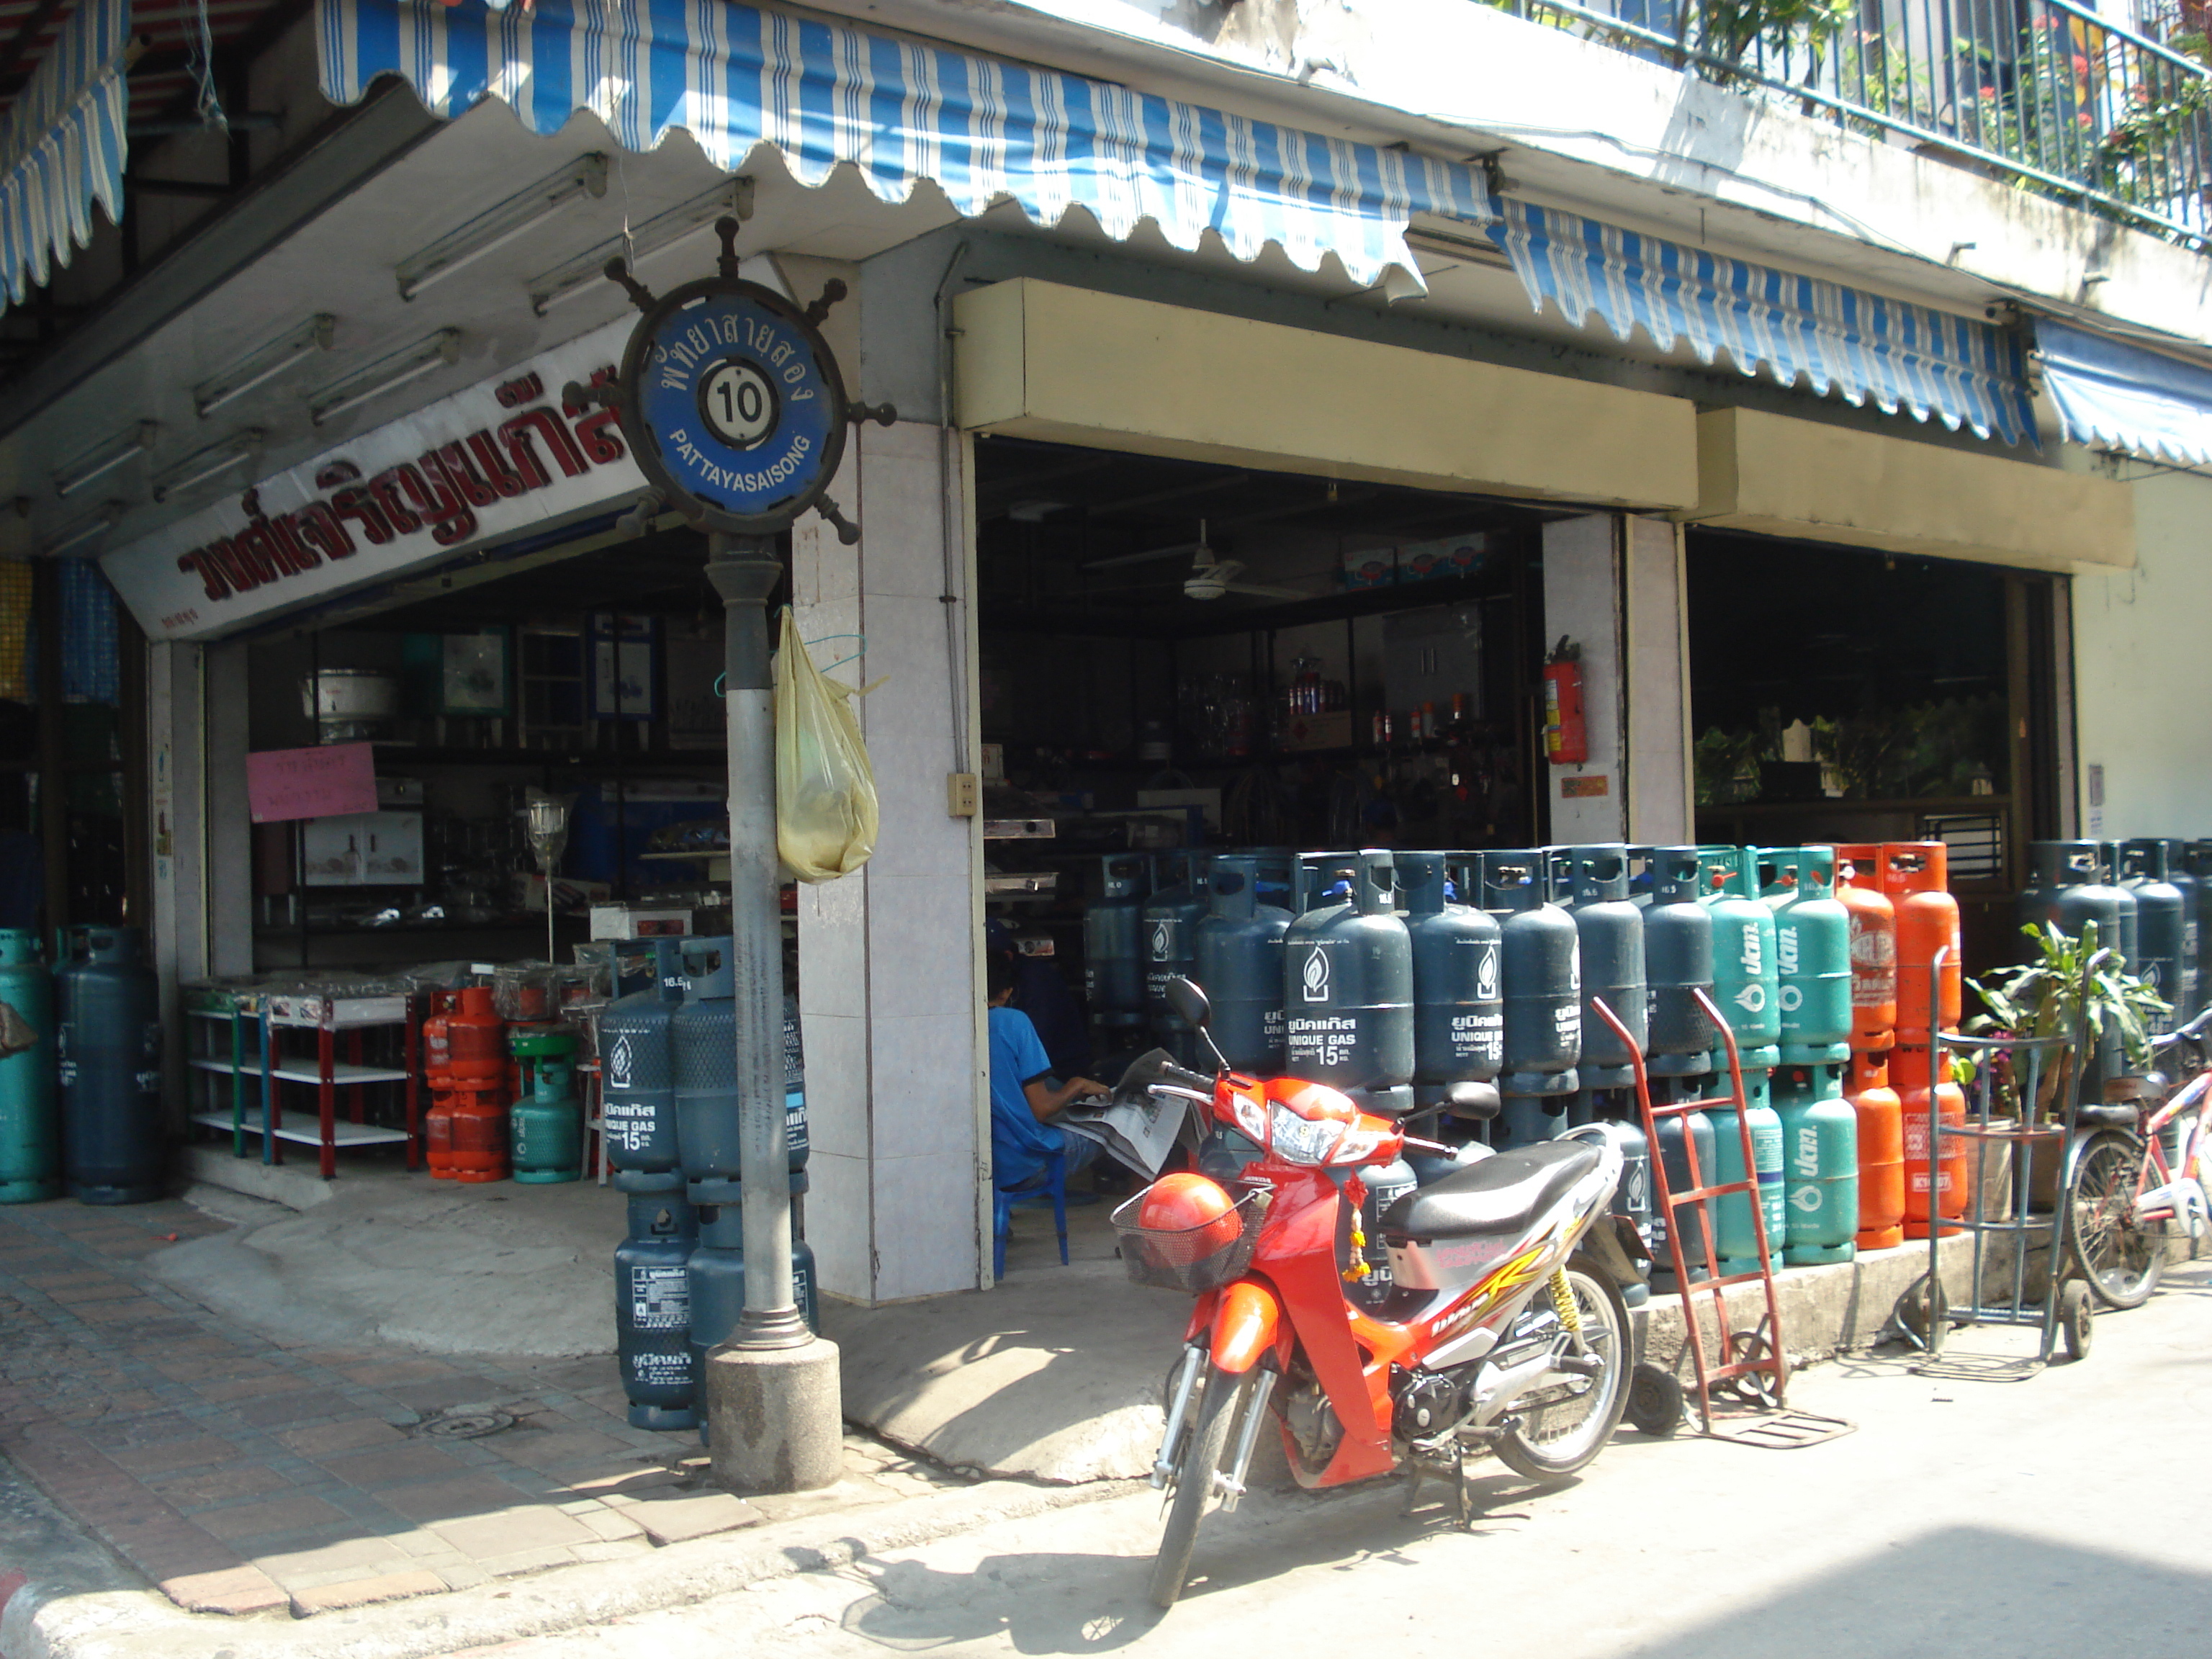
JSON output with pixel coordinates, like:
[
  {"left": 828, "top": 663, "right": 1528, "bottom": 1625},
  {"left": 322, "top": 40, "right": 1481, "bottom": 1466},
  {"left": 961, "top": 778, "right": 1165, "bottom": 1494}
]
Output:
[
  {"left": 1493, "top": 1262, "right": 1630, "bottom": 1483},
  {"left": 1148, "top": 1361, "right": 1254, "bottom": 1609}
]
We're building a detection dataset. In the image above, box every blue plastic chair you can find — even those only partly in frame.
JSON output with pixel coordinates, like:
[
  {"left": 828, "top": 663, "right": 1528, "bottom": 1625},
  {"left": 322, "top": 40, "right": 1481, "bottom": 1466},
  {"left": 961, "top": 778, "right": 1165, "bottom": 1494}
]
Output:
[{"left": 992, "top": 1148, "right": 1069, "bottom": 1279}]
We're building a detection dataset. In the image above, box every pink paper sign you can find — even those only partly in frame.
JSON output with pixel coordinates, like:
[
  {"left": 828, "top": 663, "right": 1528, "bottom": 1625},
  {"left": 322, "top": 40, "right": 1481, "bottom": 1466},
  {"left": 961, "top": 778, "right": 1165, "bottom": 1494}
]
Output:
[{"left": 246, "top": 743, "right": 379, "bottom": 824}]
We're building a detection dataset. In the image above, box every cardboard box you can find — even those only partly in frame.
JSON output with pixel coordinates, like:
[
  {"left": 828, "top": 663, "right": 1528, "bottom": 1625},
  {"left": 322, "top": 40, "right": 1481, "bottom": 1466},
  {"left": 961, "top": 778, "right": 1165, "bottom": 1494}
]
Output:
[{"left": 589, "top": 905, "right": 694, "bottom": 940}]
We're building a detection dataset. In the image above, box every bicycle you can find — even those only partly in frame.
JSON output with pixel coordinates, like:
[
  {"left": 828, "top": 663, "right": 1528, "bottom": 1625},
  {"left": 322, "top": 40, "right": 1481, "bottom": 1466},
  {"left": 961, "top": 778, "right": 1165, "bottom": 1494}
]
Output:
[{"left": 2067, "top": 1005, "right": 2212, "bottom": 1310}]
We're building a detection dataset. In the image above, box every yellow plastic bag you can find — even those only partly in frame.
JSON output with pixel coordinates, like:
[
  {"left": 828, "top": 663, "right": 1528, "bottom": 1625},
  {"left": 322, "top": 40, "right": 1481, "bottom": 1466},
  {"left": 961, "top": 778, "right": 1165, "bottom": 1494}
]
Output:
[{"left": 774, "top": 609, "right": 880, "bottom": 882}]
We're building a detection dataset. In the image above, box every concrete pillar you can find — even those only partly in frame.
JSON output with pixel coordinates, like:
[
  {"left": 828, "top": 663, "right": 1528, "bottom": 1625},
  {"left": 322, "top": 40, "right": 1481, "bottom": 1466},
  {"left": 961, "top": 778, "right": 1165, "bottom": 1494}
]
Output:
[
  {"left": 1541, "top": 514, "right": 1694, "bottom": 848},
  {"left": 791, "top": 418, "right": 985, "bottom": 1305},
  {"left": 203, "top": 639, "right": 253, "bottom": 976}
]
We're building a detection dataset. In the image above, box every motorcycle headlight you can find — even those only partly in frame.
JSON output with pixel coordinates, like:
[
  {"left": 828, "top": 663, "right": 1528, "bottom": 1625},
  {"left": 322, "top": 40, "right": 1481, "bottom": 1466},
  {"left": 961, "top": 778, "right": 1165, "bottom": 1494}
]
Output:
[
  {"left": 1268, "top": 1106, "right": 1343, "bottom": 1166},
  {"left": 1231, "top": 1091, "right": 1270, "bottom": 1146},
  {"left": 1329, "top": 1123, "right": 1392, "bottom": 1166}
]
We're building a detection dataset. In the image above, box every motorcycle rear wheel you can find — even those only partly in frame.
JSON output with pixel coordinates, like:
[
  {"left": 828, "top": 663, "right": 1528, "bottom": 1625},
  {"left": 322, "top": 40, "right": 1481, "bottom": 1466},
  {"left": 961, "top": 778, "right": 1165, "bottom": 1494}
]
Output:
[
  {"left": 1492, "top": 1262, "right": 1629, "bottom": 1483},
  {"left": 1148, "top": 1362, "right": 1253, "bottom": 1610}
]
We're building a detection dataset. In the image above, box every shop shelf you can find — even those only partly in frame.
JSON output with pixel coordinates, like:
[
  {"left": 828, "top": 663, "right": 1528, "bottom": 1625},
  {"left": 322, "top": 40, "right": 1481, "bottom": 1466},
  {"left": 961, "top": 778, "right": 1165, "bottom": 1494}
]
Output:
[{"left": 188, "top": 1111, "right": 413, "bottom": 1150}]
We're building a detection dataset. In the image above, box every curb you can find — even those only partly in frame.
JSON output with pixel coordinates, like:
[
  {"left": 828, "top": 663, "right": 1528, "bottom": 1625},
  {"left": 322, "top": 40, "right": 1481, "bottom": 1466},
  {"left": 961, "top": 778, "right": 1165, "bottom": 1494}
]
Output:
[{"left": 3, "top": 1466, "right": 1141, "bottom": 1659}]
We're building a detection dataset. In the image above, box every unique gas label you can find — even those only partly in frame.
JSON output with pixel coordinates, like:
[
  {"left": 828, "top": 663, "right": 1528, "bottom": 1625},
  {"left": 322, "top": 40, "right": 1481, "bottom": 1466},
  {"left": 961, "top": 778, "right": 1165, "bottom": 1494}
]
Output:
[
  {"left": 1287, "top": 1012, "right": 1360, "bottom": 1071},
  {"left": 1298, "top": 945, "right": 1331, "bottom": 1004},
  {"left": 628, "top": 1265, "right": 689, "bottom": 1330},
  {"left": 628, "top": 1352, "right": 693, "bottom": 1387}
]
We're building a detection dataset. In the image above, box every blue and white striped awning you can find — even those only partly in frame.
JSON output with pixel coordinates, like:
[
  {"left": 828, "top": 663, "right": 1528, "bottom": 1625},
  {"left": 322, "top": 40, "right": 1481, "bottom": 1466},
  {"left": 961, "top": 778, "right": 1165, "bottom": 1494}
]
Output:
[
  {"left": 317, "top": 0, "right": 1492, "bottom": 295},
  {"left": 0, "top": 0, "right": 130, "bottom": 307},
  {"left": 1489, "top": 199, "right": 2037, "bottom": 447},
  {"left": 2035, "top": 316, "right": 2212, "bottom": 466}
]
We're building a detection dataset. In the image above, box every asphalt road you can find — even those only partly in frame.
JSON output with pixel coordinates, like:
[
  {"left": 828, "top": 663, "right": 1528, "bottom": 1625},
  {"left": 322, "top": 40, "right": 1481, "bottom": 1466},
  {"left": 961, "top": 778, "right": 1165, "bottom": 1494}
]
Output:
[{"left": 449, "top": 1259, "right": 2212, "bottom": 1659}]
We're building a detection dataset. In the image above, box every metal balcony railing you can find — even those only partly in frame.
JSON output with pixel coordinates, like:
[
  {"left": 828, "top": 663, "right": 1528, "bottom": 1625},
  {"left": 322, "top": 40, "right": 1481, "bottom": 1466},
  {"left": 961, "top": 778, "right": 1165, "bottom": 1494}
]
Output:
[{"left": 1488, "top": 0, "right": 2212, "bottom": 246}]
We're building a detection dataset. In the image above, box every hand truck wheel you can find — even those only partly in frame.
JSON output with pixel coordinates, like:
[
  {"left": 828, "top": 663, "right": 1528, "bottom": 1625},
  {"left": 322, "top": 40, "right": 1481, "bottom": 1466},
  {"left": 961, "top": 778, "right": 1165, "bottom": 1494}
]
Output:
[
  {"left": 2060, "top": 1279, "right": 2095, "bottom": 1363},
  {"left": 1624, "top": 1363, "right": 1684, "bottom": 1436},
  {"left": 1899, "top": 1273, "right": 1948, "bottom": 1355},
  {"left": 1719, "top": 1328, "right": 1781, "bottom": 1409}
]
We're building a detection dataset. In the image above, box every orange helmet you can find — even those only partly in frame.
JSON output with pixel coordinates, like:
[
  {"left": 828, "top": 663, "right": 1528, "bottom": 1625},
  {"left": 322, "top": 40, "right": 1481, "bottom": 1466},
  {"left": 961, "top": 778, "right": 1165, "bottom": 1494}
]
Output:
[{"left": 1138, "top": 1173, "right": 1241, "bottom": 1251}]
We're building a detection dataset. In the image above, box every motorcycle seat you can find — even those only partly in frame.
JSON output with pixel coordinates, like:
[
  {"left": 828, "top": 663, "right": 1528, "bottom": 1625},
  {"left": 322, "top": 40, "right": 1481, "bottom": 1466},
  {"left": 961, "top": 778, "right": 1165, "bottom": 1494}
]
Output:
[{"left": 1379, "top": 1140, "right": 1600, "bottom": 1240}]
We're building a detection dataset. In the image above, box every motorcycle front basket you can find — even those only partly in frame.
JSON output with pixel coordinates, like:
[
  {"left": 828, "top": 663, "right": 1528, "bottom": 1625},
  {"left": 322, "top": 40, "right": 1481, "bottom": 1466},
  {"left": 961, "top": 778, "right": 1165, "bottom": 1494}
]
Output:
[{"left": 1111, "top": 1184, "right": 1268, "bottom": 1293}]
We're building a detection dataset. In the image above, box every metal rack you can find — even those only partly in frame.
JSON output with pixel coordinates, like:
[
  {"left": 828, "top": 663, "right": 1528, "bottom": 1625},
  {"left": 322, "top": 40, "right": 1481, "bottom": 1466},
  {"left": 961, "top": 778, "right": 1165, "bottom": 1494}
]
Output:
[{"left": 185, "top": 985, "right": 421, "bottom": 1179}]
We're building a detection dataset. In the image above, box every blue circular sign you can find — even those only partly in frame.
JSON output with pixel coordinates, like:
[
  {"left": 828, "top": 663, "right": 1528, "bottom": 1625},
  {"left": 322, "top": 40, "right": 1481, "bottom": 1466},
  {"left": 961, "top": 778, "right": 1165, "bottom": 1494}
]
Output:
[{"left": 618, "top": 279, "right": 848, "bottom": 534}]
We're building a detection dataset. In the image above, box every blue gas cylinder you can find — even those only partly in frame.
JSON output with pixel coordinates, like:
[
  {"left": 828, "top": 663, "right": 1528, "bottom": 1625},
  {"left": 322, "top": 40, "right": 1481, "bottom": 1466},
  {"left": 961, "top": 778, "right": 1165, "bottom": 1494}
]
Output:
[
  {"left": 1704, "top": 1069, "right": 1786, "bottom": 1272},
  {"left": 1650, "top": 1105, "right": 1715, "bottom": 1283},
  {"left": 1283, "top": 850, "right": 1415, "bottom": 1117},
  {"left": 1195, "top": 855, "right": 1293, "bottom": 1071},
  {"left": 1485, "top": 850, "right": 1581, "bottom": 1149},
  {"left": 1565, "top": 845, "right": 1645, "bottom": 1088},
  {"left": 601, "top": 940, "right": 684, "bottom": 1184},
  {"left": 1350, "top": 1155, "right": 1418, "bottom": 1309},
  {"left": 58, "top": 927, "right": 163, "bottom": 1206},
  {"left": 673, "top": 938, "right": 743, "bottom": 1207},
  {"left": 1143, "top": 853, "right": 1215, "bottom": 1066},
  {"left": 616, "top": 1179, "right": 698, "bottom": 1431},
  {"left": 1773, "top": 1063, "right": 1858, "bottom": 1266},
  {"left": 1084, "top": 853, "right": 1152, "bottom": 1038},
  {"left": 1399, "top": 850, "right": 1502, "bottom": 1120},
  {"left": 783, "top": 994, "right": 809, "bottom": 1190},
  {"left": 0, "top": 930, "right": 58, "bottom": 1204},
  {"left": 1642, "top": 848, "right": 1716, "bottom": 1079},
  {"left": 1573, "top": 1118, "right": 1650, "bottom": 1308}
]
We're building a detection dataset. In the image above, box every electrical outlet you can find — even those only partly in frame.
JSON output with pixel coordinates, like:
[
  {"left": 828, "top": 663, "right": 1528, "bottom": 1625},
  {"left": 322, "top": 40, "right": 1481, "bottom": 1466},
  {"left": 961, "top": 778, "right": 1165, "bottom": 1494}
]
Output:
[{"left": 948, "top": 773, "right": 980, "bottom": 817}]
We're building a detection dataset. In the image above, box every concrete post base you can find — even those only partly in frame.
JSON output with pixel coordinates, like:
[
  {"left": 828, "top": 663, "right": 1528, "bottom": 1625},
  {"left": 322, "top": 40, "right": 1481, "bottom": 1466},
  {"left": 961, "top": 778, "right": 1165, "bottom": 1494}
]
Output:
[{"left": 704, "top": 1334, "right": 844, "bottom": 1493}]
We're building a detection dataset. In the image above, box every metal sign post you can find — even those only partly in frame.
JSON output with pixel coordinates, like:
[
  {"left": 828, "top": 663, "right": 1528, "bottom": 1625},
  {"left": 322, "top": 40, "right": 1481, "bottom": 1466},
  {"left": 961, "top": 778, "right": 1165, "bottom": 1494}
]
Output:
[{"left": 578, "top": 216, "right": 891, "bottom": 1492}]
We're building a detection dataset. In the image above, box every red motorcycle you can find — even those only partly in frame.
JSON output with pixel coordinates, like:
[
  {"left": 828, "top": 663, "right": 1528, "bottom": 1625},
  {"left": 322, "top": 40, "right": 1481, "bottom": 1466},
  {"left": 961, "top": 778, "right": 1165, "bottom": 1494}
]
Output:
[{"left": 1116, "top": 977, "right": 1635, "bottom": 1608}]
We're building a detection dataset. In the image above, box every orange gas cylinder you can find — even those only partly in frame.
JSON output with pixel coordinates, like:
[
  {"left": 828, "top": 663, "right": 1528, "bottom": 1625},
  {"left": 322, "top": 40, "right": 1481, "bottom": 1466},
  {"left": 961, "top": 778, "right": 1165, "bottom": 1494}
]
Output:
[
  {"left": 1847, "top": 1050, "right": 1905, "bottom": 1249},
  {"left": 425, "top": 1092, "right": 459, "bottom": 1180},
  {"left": 423, "top": 992, "right": 459, "bottom": 1083},
  {"left": 1881, "top": 843, "right": 1961, "bottom": 1040},
  {"left": 1833, "top": 845, "right": 1898, "bottom": 1052},
  {"left": 446, "top": 986, "right": 505, "bottom": 1084},
  {"left": 449, "top": 1080, "right": 511, "bottom": 1183},
  {"left": 1892, "top": 1043, "right": 1966, "bottom": 1238}
]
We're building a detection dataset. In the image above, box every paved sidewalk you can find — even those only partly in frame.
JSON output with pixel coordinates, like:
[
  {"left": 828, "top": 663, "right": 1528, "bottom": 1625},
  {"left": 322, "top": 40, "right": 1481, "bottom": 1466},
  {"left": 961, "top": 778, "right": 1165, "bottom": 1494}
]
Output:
[{"left": 0, "top": 1197, "right": 963, "bottom": 1621}]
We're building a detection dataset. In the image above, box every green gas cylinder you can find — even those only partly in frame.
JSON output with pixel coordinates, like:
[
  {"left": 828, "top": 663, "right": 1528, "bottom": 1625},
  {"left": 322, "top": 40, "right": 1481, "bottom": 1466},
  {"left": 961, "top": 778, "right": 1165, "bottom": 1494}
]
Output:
[
  {"left": 0, "top": 931, "right": 58, "bottom": 1203},
  {"left": 1773, "top": 1062, "right": 1858, "bottom": 1264},
  {"left": 1772, "top": 846, "right": 1853, "bottom": 1066},
  {"left": 1698, "top": 847, "right": 1780, "bottom": 1066},
  {"left": 509, "top": 1025, "right": 581, "bottom": 1184},
  {"left": 1704, "top": 1067, "right": 1785, "bottom": 1273}
]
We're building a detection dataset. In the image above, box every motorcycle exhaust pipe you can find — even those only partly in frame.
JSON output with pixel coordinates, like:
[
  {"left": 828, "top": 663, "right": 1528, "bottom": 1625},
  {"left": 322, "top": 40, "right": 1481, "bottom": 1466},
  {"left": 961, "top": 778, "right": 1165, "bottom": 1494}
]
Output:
[
  {"left": 1215, "top": 1370, "right": 1278, "bottom": 1514},
  {"left": 1152, "top": 1346, "right": 1207, "bottom": 1489},
  {"left": 1466, "top": 1351, "right": 1570, "bottom": 1432}
]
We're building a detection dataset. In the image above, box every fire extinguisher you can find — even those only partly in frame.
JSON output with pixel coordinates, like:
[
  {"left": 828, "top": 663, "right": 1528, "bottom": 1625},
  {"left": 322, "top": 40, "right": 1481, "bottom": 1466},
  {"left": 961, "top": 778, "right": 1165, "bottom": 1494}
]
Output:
[{"left": 1542, "top": 637, "right": 1588, "bottom": 765}]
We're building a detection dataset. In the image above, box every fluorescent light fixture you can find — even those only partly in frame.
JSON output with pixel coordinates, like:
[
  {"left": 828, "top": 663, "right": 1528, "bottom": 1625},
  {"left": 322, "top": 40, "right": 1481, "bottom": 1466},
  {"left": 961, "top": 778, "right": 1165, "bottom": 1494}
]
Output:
[
  {"left": 152, "top": 428, "right": 266, "bottom": 503},
  {"left": 526, "top": 177, "right": 755, "bottom": 315},
  {"left": 193, "top": 315, "right": 336, "bottom": 418},
  {"left": 309, "top": 330, "right": 463, "bottom": 427},
  {"left": 395, "top": 153, "right": 610, "bottom": 302},
  {"left": 54, "top": 421, "right": 158, "bottom": 498},
  {"left": 44, "top": 500, "right": 126, "bottom": 557}
]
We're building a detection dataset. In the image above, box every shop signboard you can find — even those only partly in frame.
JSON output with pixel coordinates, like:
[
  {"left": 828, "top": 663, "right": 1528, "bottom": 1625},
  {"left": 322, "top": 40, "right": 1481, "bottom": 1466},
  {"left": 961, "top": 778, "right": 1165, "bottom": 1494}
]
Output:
[
  {"left": 244, "top": 741, "right": 379, "bottom": 823},
  {"left": 101, "top": 319, "right": 646, "bottom": 643}
]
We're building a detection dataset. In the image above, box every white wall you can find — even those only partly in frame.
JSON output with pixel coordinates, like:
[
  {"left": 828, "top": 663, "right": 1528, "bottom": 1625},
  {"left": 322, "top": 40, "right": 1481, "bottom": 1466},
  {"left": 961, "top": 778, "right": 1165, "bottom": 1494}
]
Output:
[
  {"left": 1542, "top": 516, "right": 1625, "bottom": 845},
  {"left": 2073, "top": 467, "right": 2212, "bottom": 840}
]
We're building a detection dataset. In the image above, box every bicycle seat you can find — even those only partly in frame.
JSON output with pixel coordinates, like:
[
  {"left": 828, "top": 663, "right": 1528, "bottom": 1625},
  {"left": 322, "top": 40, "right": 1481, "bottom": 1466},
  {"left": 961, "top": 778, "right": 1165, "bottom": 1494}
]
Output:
[
  {"left": 2077, "top": 1102, "right": 2141, "bottom": 1128},
  {"left": 1380, "top": 1141, "right": 1599, "bottom": 1240}
]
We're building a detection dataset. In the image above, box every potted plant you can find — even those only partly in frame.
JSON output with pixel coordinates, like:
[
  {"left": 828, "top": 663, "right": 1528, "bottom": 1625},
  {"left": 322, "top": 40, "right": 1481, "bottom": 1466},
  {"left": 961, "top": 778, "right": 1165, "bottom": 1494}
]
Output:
[{"left": 1970, "top": 920, "right": 2170, "bottom": 1120}]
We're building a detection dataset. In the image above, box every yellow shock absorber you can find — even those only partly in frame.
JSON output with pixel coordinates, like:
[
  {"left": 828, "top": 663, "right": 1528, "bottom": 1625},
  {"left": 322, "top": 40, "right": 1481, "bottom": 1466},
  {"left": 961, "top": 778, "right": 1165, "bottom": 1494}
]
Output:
[{"left": 1547, "top": 1267, "right": 1582, "bottom": 1335}]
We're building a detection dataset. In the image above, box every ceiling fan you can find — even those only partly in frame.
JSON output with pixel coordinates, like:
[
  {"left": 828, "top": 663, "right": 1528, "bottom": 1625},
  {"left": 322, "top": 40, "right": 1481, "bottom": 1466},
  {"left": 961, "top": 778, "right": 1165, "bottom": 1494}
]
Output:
[{"left": 1082, "top": 521, "right": 1305, "bottom": 602}]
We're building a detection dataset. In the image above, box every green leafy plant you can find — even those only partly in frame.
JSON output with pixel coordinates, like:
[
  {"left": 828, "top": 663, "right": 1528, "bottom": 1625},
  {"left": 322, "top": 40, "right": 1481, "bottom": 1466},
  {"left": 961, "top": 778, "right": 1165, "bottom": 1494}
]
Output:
[{"left": 1970, "top": 920, "right": 2170, "bottom": 1115}]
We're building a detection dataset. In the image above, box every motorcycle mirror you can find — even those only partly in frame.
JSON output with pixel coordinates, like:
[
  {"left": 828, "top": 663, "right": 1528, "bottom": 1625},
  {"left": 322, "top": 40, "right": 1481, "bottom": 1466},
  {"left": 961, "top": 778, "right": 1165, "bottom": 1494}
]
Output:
[
  {"left": 1164, "top": 975, "right": 1213, "bottom": 1030},
  {"left": 1445, "top": 1080, "right": 1501, "bottom": 1122}
]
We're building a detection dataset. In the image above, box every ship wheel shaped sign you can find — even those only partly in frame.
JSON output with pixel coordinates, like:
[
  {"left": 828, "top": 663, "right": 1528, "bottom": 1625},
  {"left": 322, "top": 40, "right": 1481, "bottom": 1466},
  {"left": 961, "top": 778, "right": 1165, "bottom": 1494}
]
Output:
[{"left": 573, "top": 216, "right": 894, "bottom": 541}]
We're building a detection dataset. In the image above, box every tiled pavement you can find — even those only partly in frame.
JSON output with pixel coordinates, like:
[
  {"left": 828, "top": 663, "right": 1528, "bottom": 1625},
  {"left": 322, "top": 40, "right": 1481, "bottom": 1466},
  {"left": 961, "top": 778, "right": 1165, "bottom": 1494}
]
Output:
[{"left": 0, "top": 1196, "right": 963, "bottom": 1620}]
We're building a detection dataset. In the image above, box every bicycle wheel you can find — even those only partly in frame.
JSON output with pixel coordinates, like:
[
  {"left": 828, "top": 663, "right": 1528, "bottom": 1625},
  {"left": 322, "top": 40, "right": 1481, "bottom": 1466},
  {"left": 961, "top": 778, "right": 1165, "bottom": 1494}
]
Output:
[
  {"left": 2069, "top": 1131, "right": 2166, "bottom": 1310},
  {"left": 1493, "top": 1263, "right": 1630, "bottom": 1483},
  {"left": 1148, "top": 1362, "right": 1253, "bottom": 1610}
]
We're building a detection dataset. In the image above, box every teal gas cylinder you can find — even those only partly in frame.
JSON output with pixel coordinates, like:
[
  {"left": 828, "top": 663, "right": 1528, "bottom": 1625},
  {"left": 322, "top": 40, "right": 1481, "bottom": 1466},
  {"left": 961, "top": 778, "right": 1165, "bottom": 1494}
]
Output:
[
  {"left": 1773, "top": 1062, "right": 1858, "bottom": 1266},
  {"left": 1771, "top": 846, "right": 1853, "bottom": 1066},
  {"left": 0, "top": 930, "right": 58, "bottom": 1203}
]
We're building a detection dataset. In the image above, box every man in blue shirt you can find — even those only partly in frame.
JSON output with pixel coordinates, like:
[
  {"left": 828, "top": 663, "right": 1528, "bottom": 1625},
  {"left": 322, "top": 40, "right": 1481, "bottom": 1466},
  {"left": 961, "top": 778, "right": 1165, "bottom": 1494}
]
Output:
[{"left": 988, "top": 953, "right": 1106, "bottom": 1190}]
